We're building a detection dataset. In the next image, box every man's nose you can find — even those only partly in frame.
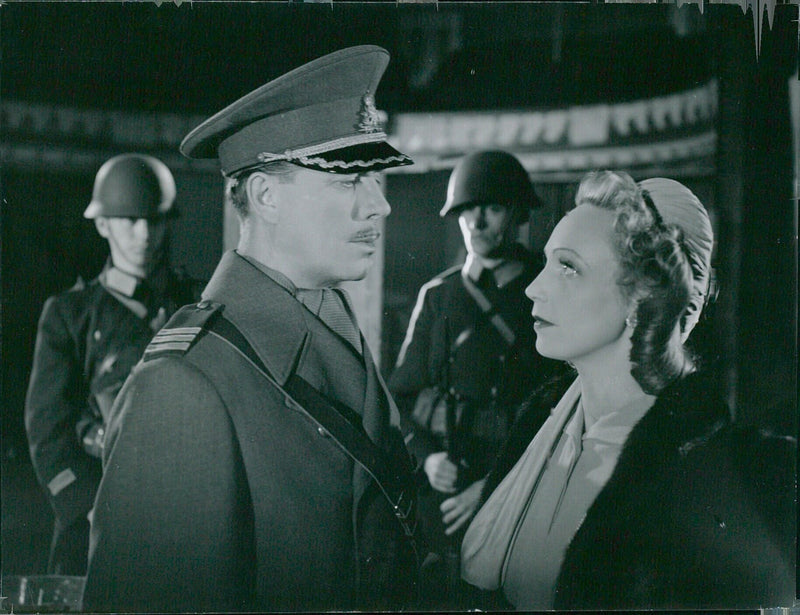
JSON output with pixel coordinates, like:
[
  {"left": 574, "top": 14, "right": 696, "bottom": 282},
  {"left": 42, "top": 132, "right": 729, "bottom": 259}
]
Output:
[
  {"left": 356, "top": 178, "right": 391, "bottom": 219},
  {"left": 131, "top": 219, "right": 151, "bottom": 241},
  {"left": 468, "top": 206, "right": 487, "bottom": 230}
]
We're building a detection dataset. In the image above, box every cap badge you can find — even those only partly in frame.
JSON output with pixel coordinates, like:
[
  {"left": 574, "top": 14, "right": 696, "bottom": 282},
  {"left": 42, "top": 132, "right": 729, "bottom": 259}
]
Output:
[{"left": 358, "top": 95, "right": 383, "bottom": 134}]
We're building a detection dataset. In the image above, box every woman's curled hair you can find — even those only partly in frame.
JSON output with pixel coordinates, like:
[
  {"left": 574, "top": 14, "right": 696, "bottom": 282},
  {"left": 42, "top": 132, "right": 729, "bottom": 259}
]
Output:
[{"left": 575, "top": 171, "right": 695, "bottom": 394}]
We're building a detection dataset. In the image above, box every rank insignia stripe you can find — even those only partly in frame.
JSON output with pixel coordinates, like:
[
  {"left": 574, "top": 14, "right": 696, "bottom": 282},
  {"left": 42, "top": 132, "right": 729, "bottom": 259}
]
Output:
[
  {"left": 142, "top": 301, "right": 223, "bottom": 361},
  {"left": 150, "top": 330, "right": 202, "bottom": 343},
  {"left": 145, "top": 341, "right": 192, "bottom": 353}
]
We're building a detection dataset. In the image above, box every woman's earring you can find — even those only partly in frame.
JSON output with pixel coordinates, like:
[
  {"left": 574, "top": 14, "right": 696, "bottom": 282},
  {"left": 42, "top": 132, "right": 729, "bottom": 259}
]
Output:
[{"left": 625, "top": 313, "right": 638, "bottom": 329}]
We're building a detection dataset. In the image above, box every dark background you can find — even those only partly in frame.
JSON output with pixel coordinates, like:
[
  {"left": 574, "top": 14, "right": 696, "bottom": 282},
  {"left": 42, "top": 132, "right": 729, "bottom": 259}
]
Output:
[{"left": 1, "top": 1, "right": 797, "bottom": 583}]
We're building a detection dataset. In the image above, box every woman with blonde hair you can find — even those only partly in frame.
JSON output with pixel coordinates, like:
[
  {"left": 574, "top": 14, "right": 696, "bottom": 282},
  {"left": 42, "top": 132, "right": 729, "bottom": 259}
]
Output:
[{"left": 461, "top": 171, "right": 795, "bottom": 610}]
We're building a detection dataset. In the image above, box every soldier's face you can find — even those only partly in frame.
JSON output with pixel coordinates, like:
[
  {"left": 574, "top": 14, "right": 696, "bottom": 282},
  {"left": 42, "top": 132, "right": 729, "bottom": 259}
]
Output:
[
  {"left": 95, "top": 216, "right": 167, "bottom": 277},
  {"left": 270, "top": 167, "right": 391, "bottom": 288},
  {"left": 458, "top": 203, "right": 514, "bottom": 259}
]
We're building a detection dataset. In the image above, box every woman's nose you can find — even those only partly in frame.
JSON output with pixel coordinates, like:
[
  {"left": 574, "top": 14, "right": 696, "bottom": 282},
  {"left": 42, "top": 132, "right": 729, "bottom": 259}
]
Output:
[{"left": 525, "top": 271, "right": 545, "bottom": 302}]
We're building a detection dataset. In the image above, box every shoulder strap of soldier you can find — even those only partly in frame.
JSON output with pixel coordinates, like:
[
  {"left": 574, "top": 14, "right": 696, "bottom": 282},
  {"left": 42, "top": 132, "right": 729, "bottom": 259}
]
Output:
[
  {"left": 142, "top": 300, "right": 221, "bottom": 361},
  {"left": 460, "top": 270, "right": 517, "bottom": 346},
  {"left": 207, "top": 313, "right": 417, "bottom": 539}
]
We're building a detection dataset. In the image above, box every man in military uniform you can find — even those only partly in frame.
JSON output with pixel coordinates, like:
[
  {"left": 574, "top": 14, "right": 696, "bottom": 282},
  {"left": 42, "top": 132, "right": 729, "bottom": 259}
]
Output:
[
  {"left": 25, "top": 153, "right": 201, "bottom": 575},
  {"left": 388, "top": 150, "right": 566, "bottom": 607},
  {"left": 83, "top": 46, "right": 418, "bottom": 612}
]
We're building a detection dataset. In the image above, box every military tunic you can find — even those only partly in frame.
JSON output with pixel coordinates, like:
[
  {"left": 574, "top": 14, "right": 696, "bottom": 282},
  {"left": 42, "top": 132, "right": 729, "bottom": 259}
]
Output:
[
  {"left": 83, "top": 251, "right": 417, "bottom": 612},
  {"left": 389, "top": 254, "right": 566, "bottom": 566},
  {"left": 389, "top": 256, "right": 564, "bottom": 486},
  {"left": 24, "top": 262, "right": 200, "bottom": 573}
]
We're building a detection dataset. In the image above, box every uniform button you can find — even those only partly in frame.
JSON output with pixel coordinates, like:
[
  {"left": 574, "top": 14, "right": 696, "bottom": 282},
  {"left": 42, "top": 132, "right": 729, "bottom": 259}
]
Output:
[
  {"left": 93, "top": 330, "right": 102, "bottom": 341},
  {"left": 318, "top": 426, "right": 330, "bottom": 438},
  {"left": 283, "top": 395, "right": 296, "bottom": 409}
]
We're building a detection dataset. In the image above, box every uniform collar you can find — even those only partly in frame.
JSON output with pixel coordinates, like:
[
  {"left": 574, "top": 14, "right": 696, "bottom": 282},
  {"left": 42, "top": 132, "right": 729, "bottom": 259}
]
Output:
[
  {"left": 101, "top": 264, "right": 141, "bottom": 298},
  {"left": 463, "top": 252, "right": 525, "bottom": 289},
  {"left": 100, "top": 259, "right": 170, "bottom": 298},
  {"left": 237, "top": 252, "right": 298, "bottom": 295},
  {"left": 202, "top": 251, "right": 308, "bottom": 386}
]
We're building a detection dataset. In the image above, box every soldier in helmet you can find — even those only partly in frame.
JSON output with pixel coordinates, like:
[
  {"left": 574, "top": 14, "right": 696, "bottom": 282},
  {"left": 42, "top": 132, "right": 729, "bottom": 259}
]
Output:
[
  {"left": 389, "top": 150, "right": 566, "bottom": 607},
  {"left": 24, "top": 153, "right": 202, "bottom": 575}
]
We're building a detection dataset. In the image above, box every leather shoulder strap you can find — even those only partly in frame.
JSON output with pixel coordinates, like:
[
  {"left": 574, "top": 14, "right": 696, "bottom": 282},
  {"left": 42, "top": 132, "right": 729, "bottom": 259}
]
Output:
[
  {"left": 209, "top": 314, "right": 417, "bottom": 538},
  {"left": 460, "top": 271, "right": 517, "bottom": 345}
]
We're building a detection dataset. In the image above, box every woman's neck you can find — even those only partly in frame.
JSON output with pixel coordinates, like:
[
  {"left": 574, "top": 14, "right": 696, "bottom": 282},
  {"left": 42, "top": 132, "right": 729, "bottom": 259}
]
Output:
[{"left": 573, "top": 346, "right": 655, "bottom": 431}]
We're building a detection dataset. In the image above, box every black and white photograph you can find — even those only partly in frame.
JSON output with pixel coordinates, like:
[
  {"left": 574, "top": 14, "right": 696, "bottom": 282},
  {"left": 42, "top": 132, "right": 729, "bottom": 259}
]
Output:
[{"left": 1, "top": 1, "right": 797, "bottom": 612}]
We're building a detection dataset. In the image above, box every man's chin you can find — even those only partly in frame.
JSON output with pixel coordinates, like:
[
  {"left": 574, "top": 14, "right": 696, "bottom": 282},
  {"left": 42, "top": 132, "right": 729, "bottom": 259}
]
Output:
[
  {"left": 471, "top": 245, "right": 502, "bottom": 260},
  {"left": 346, "top": 270, "right": 369, "bottom": 283},
  {"left": 345, "top": 263, "right": 371, "bottom": 283}
]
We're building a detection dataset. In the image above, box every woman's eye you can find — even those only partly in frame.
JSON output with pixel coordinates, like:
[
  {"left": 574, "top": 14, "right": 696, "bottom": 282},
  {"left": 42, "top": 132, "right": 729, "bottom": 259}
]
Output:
[{"left": 559, "top": 261, "right": 578, "bottom": 276}]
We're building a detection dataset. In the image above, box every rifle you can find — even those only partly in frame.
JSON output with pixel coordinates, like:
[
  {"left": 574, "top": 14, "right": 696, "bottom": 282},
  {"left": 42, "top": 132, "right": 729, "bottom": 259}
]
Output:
[{"left": 442, "top": 320, "right": 473, "bottom": 490}]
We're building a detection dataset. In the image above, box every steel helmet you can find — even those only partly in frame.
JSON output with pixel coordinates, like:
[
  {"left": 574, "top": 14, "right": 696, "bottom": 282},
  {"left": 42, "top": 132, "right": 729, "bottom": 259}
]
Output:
[
  {"left": 440, "top": 150, "right": 541, "bottom": 217},
  {"left": 83, "top": 154, "right": 177, "bottom": 219}
]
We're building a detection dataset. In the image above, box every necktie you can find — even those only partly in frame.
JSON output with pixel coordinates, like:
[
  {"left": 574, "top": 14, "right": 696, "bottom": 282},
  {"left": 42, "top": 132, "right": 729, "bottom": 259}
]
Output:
[{"left": 296, "top": 288, "right": 362, "bottom": 354}]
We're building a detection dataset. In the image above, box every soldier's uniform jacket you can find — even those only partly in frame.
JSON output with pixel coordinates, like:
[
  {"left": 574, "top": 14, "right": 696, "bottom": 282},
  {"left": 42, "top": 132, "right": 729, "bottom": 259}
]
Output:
[
  {"left": 83, "top": 251, "right": 418, "bottom": 613},
  {"left": 389, "top": 255, "right": 565, "bottom": 484},
  {"left": 24, "top": 263, "right": 201, "bottom": 529}
]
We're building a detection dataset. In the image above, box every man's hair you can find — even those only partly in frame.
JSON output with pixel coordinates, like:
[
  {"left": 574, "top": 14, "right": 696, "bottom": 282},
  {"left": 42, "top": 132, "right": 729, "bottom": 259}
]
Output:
[
  {"left": 225, "top": 162, "right": 298, "bottom": 219},
  {"left": 575, "top": 170, "right": 695, "bottom": 394}
]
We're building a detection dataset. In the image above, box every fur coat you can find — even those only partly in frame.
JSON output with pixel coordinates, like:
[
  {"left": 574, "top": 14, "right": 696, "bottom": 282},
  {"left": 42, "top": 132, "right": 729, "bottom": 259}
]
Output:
[{"left": 481, "top": 370, "right": 795, "bottom": 610}]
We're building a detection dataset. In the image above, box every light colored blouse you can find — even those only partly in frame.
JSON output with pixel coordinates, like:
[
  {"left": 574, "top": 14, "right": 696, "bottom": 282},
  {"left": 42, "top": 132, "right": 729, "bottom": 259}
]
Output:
[{"left": 461, "top": 377, "right": 653, "bottom": 610}]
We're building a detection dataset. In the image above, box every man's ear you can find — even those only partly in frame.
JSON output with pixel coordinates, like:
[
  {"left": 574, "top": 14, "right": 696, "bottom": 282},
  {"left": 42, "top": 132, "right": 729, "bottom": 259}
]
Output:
[
  {"left": 246, "top": 172, "right": 280, "bottom": 223},
  {"left": 94, "top": 217, "right": 110, "bottom": 238}
]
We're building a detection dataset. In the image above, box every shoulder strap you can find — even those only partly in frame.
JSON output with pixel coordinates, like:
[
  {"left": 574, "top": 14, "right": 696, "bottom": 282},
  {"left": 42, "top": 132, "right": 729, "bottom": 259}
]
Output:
[
  {"left": 143, "top": 300, "right": 222, "bottom": 361},
  {"left": 460, "top": 271, "right": 517, "bottom": 345},
  {"left": 209, "top": 314, "right": 417, "bottom": 539}
]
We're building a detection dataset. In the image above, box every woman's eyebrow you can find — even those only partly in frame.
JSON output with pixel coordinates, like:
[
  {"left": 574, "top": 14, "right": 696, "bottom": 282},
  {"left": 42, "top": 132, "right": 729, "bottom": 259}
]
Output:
[{"left": 547, "top": 246, "right": 587, "bottom": 264}]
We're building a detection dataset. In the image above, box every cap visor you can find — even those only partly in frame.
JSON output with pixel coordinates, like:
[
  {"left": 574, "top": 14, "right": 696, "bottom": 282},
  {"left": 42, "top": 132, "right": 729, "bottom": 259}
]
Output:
[{"left": 290, "top": 141, "right": 413, "bottom": 174}]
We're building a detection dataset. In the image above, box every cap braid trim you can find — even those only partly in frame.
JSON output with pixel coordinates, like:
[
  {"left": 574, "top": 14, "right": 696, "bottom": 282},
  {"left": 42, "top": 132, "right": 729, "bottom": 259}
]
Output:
[
  {"left": 257, "top": 132, "right": 388, "bottom": 164},
  {"left": 298, "top": 153, "right": 412, "bottom": 170}
]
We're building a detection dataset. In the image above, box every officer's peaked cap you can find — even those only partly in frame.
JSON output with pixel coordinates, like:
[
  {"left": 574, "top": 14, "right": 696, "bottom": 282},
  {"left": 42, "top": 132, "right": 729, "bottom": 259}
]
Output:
[
  {"left": 440, "top": 150, "right": 541, "bottom": 217},
  {"left": 180, "top": 45, "right": 413, "bottom": 176},
  {"left": 84, "top": 153, "right": 177, "bottom": 219}
]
